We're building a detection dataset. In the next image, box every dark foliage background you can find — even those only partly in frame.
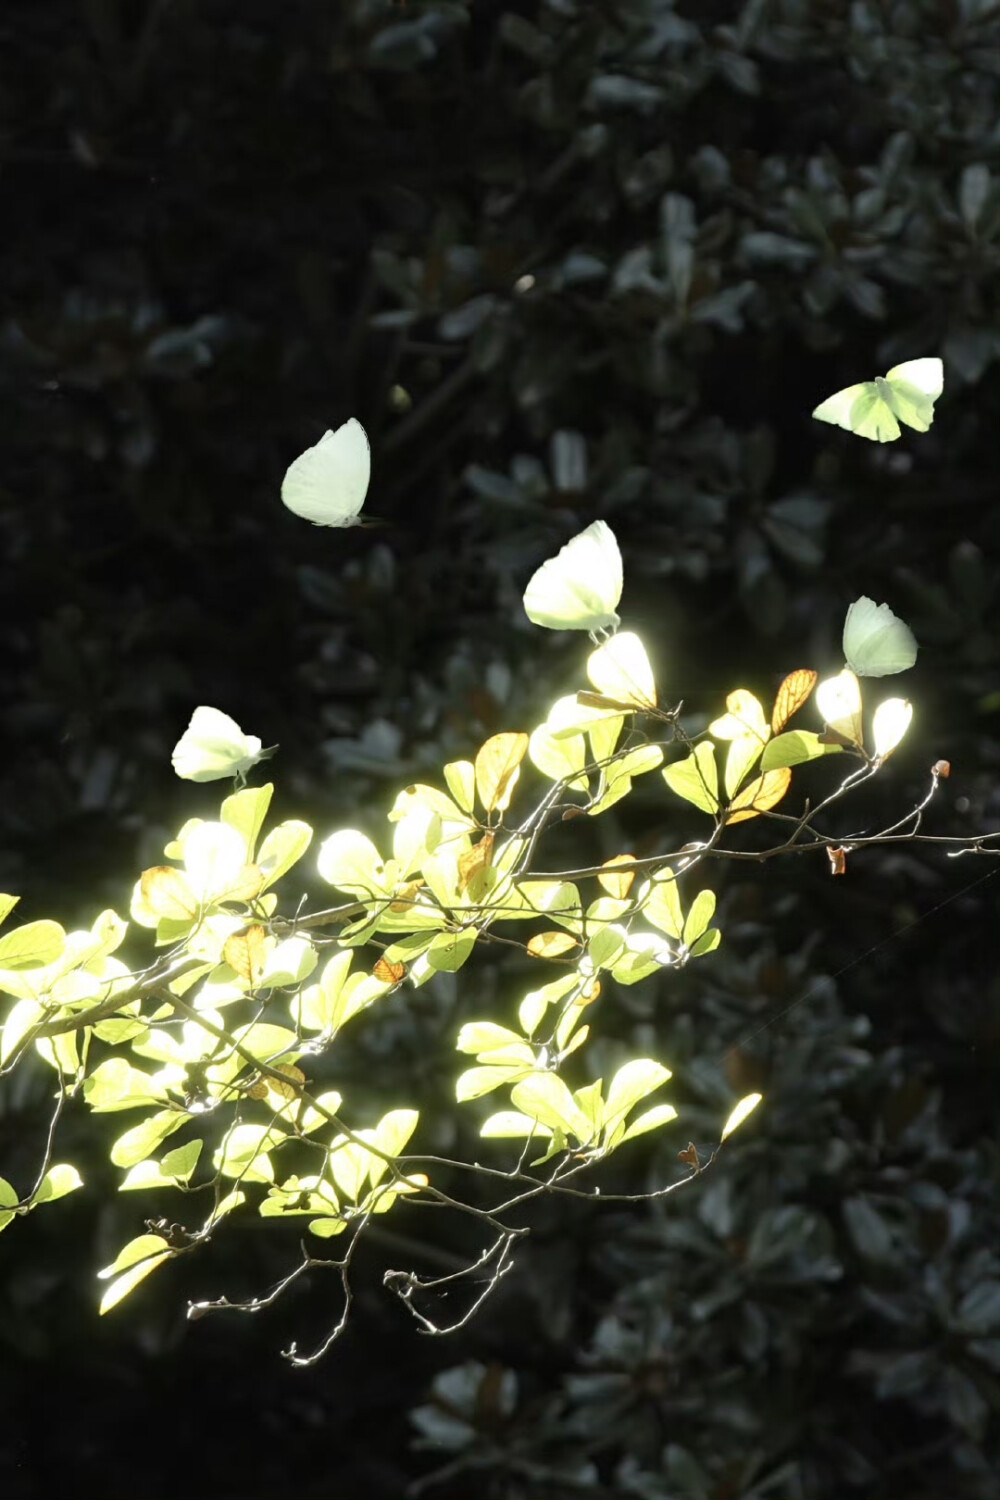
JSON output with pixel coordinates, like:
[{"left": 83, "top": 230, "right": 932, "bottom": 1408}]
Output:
[{"left": 1, "top": 1, "right": 998, "bottom": 1496}]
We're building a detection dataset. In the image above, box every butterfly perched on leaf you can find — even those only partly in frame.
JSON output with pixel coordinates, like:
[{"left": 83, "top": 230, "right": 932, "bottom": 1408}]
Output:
[{"left": 812, "top": 358, "right": 943, "bottom": 442}]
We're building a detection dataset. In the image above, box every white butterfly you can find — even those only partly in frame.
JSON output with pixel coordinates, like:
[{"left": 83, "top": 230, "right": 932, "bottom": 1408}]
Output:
[
  {"left": 281, "top": 418, "right": 371, "bottom": 526},
  {"left": 523, "top": 520, "right": 623, "bottom": 637},
  {"left": 843, "top": 596, "right": 917, "bottom": 677},
  {"left": 171, "top": 707, "right": 270, "bottom": 784},
  {"left": 812, "top": 358, "right": 943, "bottom": 442}
]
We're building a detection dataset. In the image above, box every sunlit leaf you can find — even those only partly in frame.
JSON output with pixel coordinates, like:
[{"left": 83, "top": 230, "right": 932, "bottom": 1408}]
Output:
[
  {"left": 586, "top": 631, "right": 656, "bottom": 710},
  {"left": 479, "top": 1111, "right": 552, "bottom": 1140},
  {"left": 316, "top": 829, "right": 389, "bottom": 899},
  {"left": 257, "top": 820, "right": 313, "bottom": 890},
  {"left": 0, "top": 919, "right": 66, "bottom": 970},
  {"left": 816, "top": 669, "right": 864, "bottom": 750},
  {"left": 761, "top": 730, "right": 842, "bottom": 772},
  {"left": 110, "top": 1110, "right": 187, "bottom": 1168},
  {"left": 662, "top": 742, "right": 719, "bottom": 815},
  {"left": 443, "top": 759, "right": 476, "bottom": 815},
  {"left": 528, "top": 713, "right": 589, "bottom": 791},
  {"left": 214, "top": 1123, "right": 285, "bottom": 1183},
  {"left": 602, "top": 1058, "right": 672, "bottom": 1141},
  {"left": 518, "top": 973, "right": 579, "bottom": 1037},
  {"left": 772, "top": 669, "right": 818, "bottom": 732},
  {"left": 641, "top": 872, "right": 684, "bottom": 940},
  {"left": 526, "top": 931, "right": 580, "bottom": 960},
  {"left": 83, "top": 1058, "right": 168, "bottom": 1113},
  {"left": 597, "top": 855, "right": 636, "bottom": 899},
  {"left": 617, "top": 1102, "right": 679, "bottom": 1145},
  {"left": 223, "top": 925, "right": 270, "bottom": 987},
  {"left": 427, "top": 928, "right": 477, "bottom": 973},
  {"left": 475, "top": 732, "right": 529, "bottom": 814},
  {"left": 259, "top": 936, "right": 317, "bottom": 988},
  {"left": 0, "top": 1175, "right": 19, "bottom": 1234},
  {"left": 367, "top": 1108, "right": 420, "bottom": 1187},
  {"left": 220, "top": 783, "right": 273, "bottom": 861},
  {"left": 726, "top": 767, "right": 792, "bottom": 824},
  {"left": 456, "top": 1058, "right": 535, "bottom": 1101},
  {"left": 34, "top": 1163, "right": 83, "bottom": 1204},
  {"left": 458, "top": 832, "right": 495, "bottom": 893},
  {"left": 98, "top": 1235, "right": 173, "bottom": 1314},
  {"left": 872, "top": 697, "right": 913, "bottom": 761},
  {"left": 721, "top": 1092, "right": 762, "bottom": 1141},
  {"left": 510, "top": 1073, "right": 594, "bottom": 1143},
  {"left": 709, "top": 689, "right": 768, "bottom": 741},
  {"left": 139, "top": 866, "right": 200, "bottom": 922},
  {"left": 682, "top": 890, "right": 716, "bottom": 946}
]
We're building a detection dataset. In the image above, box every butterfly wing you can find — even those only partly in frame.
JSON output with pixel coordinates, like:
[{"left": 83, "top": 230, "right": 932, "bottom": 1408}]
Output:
[
  {"left": 842, "top": 597, "right": 918, "bottom": 677},
  {"left": 523, "top": 520, "right": 623, "bottom": 632},
  {"left": 812, "top": 381, "right": 900, "bottom": 441},
  {"left": 172, "top": 706, "right": 262, "bottom": 782},
  {"left": 281, "top": 419, "right": 371, "bottom": 526},
  {"left": 883, "top": 357, "right": 943, "bottom": 433}
]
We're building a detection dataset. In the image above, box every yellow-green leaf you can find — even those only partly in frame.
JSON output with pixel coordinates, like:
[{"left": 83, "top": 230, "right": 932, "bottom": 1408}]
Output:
[
  {"left": 662, "top": 742, "right": 719, "bottom": 815},
  {"left": 0, "top": 919, "right": 66, "bottom": 970},
  {"left": 475, "top": 732, "right": 529, "bottom": 814},
  {"left": 98, "top": 1235, "right": 173, "bottom": 1314},
  {"left": 721, "top": 1092, "right": 762, "bottom": 1142},
  {"left": 34, "top": 1163, "right": 83, "bottom": 1204},
  {"left": 761, "top": 730, "right": 842, "bottom": 772}
]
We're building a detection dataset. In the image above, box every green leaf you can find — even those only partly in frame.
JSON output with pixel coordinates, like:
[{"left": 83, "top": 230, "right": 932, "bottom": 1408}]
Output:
[
  {"left": 642, "top": 873, "right": 684, "bottom": 940},
  {"left": 662, "top": 743, "right": 719, "bottom": 814},
  {"left": 683, "top": 890, "right": 717, "bottom": 946},
  {"left": 510, "top": 1073, "right": 595, "bottom": 1144},
  {"left": 34, "top": 1163, "right": 83, "bottom": 1204},
  {"left": 0, "top": 1174, "right": 19, "bottom": 1233},
  {"left": 259, "top": 936, "right": 317, "bottom": 988},
  {"left": 528, "top": 720, "right": 589, "bottom": 791},
  {"left": 214, "top": 1123, "right": 286, "bottom": 1183},
  {"left": 761, "top": 730, "right": 842, "bottom": 772},
  {"left": 0, "top": 919, "right": 66, "bottom": 969},
  {"left": 517, "top": 974, "right": 579, "bottom": 1037},
  {"left": 220, "top": 783, "right": 273, "bottom": 860},
  {"left": 367, "top": 1108, "right": 420, "bottom": 1187},
  {"left": 443, "top": 760, "right": 476, "bottom": 815},
  {"left": 479, "top": 1110, "right": 552, "bottom": 1140},
  {"left": 689, "top": 928, "right": 721, "bottom": 957},
  {"left": 160, "top": 1138, "right": 203, "bottom": 1182},
  {"left": 618, "top": 1102, "right": 679, "bottom": 1145},
  {"left": 83, "top": 1058, "right": 168, "bottom": 1112},
  {"left": 111, "top": 1110, "right": 187, "bottom": 1168},
  {"left": 316, "top": 830, "right": 389, "bottom": 900},
  {"left": 602, "top": 1059, "right": 672, "bottom": 1147},
  {"left": 843, "top": 1195, "right": 897, "bottom": 1266},
  {"left": 720, "top": 1092, "right": 762, "bottom": 1141},
  {"left": 587, "top": 924, "right": 626, "bottom": 971},
  {"left": 456, "top": 1022, "right": 532, "bottom": 1058},
  {"left": 98, "top": 1234, "right": 173, "bottom": 1314},
  {"left": 257, "top": 820, "right": 314, "bottom": 889},
  {"left": 456, "top": 1063, "right": 533, "bottom": 1102},
  {"left": 427, "top": 928, "right": 477, "bottom": 973}
]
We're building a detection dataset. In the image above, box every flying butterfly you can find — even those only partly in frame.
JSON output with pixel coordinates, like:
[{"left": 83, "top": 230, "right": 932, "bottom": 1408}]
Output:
[
  {"left": 523, "top": 520, "right": 623, "bottom": 637},
  {"left": 812, "top": 358, "right": 943, "bottom": 442},
  {"left": 171, "top": 706, "right": 270, "bottom": 784},
  {"left": 842, "top": 596, "right": 917, "bottom": 678}
]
